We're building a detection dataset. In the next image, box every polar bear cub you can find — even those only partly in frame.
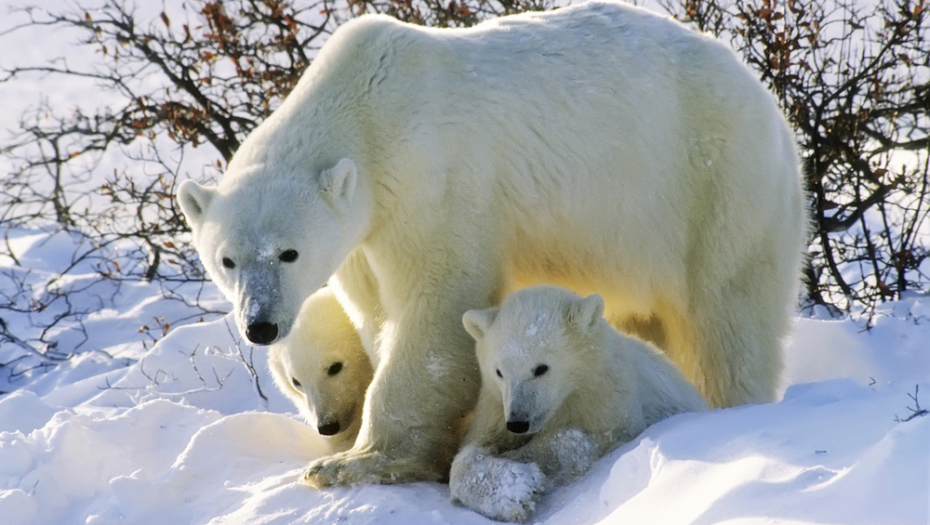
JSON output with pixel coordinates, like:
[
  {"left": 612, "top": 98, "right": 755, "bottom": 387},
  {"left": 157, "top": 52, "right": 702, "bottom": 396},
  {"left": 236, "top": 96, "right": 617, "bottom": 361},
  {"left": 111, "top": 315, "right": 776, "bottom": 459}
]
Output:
[
  {"left": 450, "top": 286, "right": 707, "bottom": 522},
  {"left": 268, "top": 288, "right": 374, "bottom": 453}
]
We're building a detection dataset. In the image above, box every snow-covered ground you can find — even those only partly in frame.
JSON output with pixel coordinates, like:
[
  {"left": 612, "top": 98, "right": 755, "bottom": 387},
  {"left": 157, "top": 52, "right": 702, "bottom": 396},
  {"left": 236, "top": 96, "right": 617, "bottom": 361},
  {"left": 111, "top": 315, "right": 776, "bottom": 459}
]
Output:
[{"left": 0, "top": 224, "right": 928, "bottom": 525}]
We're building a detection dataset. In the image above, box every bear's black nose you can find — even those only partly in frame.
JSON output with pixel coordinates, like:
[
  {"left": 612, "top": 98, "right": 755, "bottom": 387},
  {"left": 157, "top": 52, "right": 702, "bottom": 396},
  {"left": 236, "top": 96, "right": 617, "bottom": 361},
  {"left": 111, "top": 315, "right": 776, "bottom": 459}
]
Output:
[
  {"left": 318, "top": 421, "right": 341, "bottom": 436},
  {"left": 506, "top": 421, "right": 530, "bottom": 434},
  {"left": 246, "top": 322, "right": 278, "bottom": 345}
]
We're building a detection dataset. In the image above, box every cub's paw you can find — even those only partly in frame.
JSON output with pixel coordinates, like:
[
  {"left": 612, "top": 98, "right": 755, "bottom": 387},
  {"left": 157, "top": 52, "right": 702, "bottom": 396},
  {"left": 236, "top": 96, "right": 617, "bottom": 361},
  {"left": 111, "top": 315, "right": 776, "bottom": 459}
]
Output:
[{"left": 450, "top": 447, "right": 546, "bottom": 523}]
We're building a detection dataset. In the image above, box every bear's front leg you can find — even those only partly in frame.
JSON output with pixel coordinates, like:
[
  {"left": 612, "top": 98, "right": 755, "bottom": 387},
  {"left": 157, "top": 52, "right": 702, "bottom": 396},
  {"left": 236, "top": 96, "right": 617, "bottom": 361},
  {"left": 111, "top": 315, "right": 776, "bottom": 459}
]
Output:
[
  {"left": 449, "top": 445, "right": 546, "bottom": 522},
  {"left": 303, "top": 288, "right": 485, "bottom": 487}
]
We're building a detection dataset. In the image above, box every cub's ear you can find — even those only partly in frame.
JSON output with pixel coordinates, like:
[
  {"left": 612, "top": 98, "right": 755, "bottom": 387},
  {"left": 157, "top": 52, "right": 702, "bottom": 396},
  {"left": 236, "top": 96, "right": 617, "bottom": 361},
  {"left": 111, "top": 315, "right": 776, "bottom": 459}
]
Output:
[
  {"left": 462, "top": 307, "right": 498, "bottom": 342},
  {"left": 320, "top": 158, "right": 358, "bottom": 209},
  {"left": 567, "top": 294, "right": 604, "bottom": 330},
  {"left": 177, "top": 180, "right": 215, "bottom": 231}
]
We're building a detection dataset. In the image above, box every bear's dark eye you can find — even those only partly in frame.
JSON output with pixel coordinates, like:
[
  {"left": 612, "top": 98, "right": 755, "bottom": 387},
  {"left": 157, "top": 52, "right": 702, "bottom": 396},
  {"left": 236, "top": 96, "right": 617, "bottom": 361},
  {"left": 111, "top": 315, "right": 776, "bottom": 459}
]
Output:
[
  {"left": 291, "top": 377, "right": 301, "bottom": 387},
  {"left": 327, "top": 362, "right": 343, "bottom": 376},
  {"left": 279, "top": 249, "right": 299, "bottom": 263},
  {"left": 496, "top": 369, "right": 503, "bottom": 379},
  {"left": 222, "top": 257, "right": 236, "bottom": 269},
  {"left": 533, "top": 365, "right": 549, "bottom": 377}
]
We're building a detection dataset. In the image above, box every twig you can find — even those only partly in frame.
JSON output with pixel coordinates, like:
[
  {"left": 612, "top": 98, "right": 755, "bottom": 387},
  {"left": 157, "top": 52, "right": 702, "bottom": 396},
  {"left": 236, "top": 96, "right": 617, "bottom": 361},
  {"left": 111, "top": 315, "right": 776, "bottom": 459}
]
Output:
[{"left": 895, "top": 385, "right": 928, "bottom": 423}]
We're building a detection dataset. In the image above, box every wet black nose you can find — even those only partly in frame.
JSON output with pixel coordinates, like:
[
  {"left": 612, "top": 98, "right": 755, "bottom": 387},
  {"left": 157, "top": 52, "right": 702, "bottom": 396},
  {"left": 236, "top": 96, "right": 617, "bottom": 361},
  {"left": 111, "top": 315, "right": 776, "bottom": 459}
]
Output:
[
  {"left": 506, "top": 421, "right": 530, "bottom": 434},
  {"left": 318, "top": 421, "right": 341, "bottom": 436},
  {"left": 245, "top": 322, "right": 278, "bottom": 345}
]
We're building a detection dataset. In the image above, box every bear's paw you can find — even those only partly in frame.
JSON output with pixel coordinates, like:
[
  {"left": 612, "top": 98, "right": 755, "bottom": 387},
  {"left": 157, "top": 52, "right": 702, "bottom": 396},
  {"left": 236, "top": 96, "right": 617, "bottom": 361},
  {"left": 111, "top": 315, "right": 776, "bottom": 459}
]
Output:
[
  {"left": 303, "top": 448, "right": 445, "bottom": 488},
  {"left": 450, "top": 446, "right": 546, "bottom": 523}
]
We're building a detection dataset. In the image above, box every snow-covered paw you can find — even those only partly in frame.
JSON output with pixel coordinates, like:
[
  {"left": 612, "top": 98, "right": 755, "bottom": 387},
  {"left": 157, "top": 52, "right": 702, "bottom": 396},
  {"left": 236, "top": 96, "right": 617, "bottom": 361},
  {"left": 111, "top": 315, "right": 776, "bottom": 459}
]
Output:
[
  {"left": 450, "top": 447, "right": 546, "bottom": 522},
  {"left": 541, "top": 428, "right": 600, "bottom": 486}
]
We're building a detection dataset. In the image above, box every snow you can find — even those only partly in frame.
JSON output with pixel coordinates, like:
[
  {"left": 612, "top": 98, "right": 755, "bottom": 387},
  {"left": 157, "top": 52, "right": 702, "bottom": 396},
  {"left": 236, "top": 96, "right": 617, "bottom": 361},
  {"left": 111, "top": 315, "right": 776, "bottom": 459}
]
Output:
[{"left": 1, "top": 1, "right": 928, "bottom": 523}]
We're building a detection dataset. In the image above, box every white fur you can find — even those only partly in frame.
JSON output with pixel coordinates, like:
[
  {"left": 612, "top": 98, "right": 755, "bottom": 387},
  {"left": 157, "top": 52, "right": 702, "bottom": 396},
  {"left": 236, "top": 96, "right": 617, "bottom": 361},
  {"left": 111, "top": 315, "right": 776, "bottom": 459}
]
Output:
[
  {"left": 177, "top": 0, "right": 805, "bottom": 486},
  {"left": 450, "top": 445, "right": 545, "bottom": 523},
  {"left": 268, "top": 288, "right": 373, "bottom": 453},
  {"left": 451, "top": 286, "right": 708, "bottom": 521}
]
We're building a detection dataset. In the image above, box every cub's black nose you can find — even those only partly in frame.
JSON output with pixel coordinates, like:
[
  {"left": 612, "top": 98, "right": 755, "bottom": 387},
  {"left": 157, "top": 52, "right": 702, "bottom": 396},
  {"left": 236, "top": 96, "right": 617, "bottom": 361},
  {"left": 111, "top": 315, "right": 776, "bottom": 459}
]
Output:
[
  {"left": 506, "top": 421, "right": 530, "bottom": 434},
  {"left": 318, "top": 421, "right": 341, "bottom": 436},
  {"left": 246, "top": 322, "right": 278, "bottom": 345}
]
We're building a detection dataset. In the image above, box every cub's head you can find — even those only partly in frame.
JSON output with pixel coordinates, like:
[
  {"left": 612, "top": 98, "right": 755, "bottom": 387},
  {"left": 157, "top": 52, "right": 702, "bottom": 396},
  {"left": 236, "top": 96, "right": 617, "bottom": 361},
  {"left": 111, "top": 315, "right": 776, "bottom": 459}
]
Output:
[
  {"left": 268, "top": 290, "right": 374, "bottom": 450},
  {"left": 177, "top": 158, "right": 372, "bottom": 344},
  {"left": 462, "top": 286, "right": 605, "bottom": 435}
]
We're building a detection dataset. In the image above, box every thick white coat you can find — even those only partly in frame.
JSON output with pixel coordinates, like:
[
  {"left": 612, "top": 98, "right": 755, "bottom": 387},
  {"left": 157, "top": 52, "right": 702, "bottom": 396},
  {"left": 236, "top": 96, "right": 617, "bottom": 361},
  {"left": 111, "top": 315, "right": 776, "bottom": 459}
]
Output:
[{"left": 177, "top": 1, "right": 805, "bottom": 485}]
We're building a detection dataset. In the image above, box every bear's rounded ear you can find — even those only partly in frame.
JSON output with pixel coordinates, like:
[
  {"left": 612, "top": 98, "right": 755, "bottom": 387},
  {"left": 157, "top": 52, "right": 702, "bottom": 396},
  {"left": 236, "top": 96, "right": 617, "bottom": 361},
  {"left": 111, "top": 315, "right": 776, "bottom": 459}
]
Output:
[
  {"left": 567, "top": 294, "right": 605, "bottom": 331},
  {"left": 462, "top": 307, "right": 498, "bottom": 341},
  {"left": 320, "top": 158, "right": 358, "bottom": 209},
  {"left": 177, "top": 180, "right": 215, "bottom": 231}
]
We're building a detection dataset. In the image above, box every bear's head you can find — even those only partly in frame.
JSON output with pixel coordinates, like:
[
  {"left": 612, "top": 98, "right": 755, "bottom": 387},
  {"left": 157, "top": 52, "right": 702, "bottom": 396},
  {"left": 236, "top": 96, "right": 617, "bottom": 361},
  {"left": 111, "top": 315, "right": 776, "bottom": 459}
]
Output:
[
  {"left": 268, "top": 291, "right": 374, "bottom": 446},
  {"left": 463, "top": 286, "right": 605, "bottom": 435},
  {"left": 177, "top": 158, "right": 373, "bottom": 345}
]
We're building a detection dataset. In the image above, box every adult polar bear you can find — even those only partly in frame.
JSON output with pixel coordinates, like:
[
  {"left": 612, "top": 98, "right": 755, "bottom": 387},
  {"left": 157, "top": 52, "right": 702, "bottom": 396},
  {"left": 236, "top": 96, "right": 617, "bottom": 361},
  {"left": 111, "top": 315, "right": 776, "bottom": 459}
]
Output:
[{"left": 177, "top": 1, "right": 805, "bottom": 486}]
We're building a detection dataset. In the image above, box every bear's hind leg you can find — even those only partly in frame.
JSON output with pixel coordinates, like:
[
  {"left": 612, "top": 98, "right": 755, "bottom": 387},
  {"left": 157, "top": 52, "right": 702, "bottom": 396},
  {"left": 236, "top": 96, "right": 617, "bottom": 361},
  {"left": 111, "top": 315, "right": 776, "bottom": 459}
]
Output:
[{"left": 666, "top": 273, "right": 788, "bottom": 408}]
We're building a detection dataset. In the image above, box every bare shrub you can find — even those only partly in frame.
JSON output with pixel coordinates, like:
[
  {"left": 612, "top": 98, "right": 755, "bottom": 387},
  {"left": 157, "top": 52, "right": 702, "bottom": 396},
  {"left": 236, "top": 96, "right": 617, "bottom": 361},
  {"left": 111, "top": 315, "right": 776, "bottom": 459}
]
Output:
[{"left": 660, "top": 0, "right": 930, "bottom": 316}]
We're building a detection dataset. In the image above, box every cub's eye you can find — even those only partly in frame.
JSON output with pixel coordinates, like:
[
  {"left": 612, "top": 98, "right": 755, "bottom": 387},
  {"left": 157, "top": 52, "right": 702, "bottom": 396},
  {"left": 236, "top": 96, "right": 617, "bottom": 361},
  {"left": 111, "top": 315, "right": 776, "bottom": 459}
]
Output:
[
  {"left": 279, "top": 249, "right": 299, "bottom": 263},
  {"left": 291, "top": 377, "right": 301, "bottom": 387},
  {"left": 533, "top": 365, "right": 549, "bottom": 377},
  {"left": 327, "top": 362, "right": 343, "bottom": 376},
  {"left": 222, "top": 257, "right": 236, "bottom": 269},
  {"left": 495, "top": 369, "right": 503, "bottom": 379}
]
